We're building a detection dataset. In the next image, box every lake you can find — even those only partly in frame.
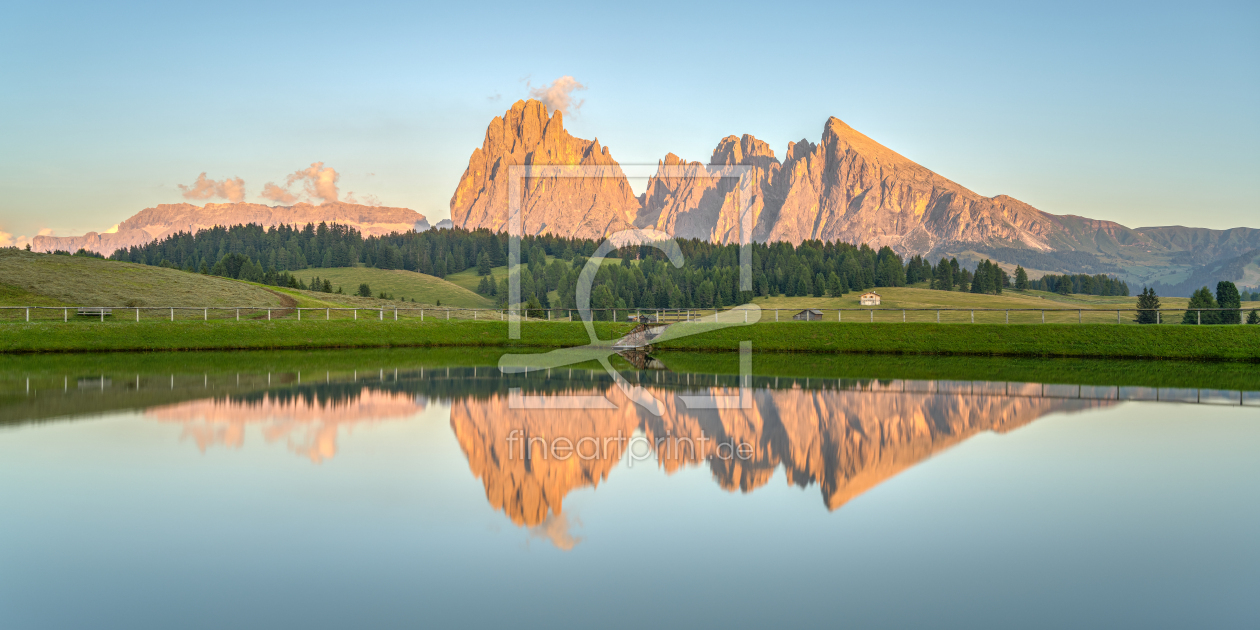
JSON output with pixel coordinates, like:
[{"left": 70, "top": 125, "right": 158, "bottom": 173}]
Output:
[{"left": 1, "top": 349, "right": 1257, "bottom": 629}]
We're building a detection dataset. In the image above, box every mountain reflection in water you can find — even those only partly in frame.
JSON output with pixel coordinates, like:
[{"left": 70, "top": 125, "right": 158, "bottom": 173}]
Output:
[
  {"left": 6, "top": 366, "right": 1123, "bottom": 549},
  {"left": 147, "top": 388, "right": 424, "bottom": 463},
  {"left": 453, "top": 386, "right": 1112, "bottom": 539}
]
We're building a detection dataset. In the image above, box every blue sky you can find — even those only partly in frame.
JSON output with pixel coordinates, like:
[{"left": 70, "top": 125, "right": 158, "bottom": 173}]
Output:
[{"left": 1, "top": 0, "right": 1256, "bottom": 241}]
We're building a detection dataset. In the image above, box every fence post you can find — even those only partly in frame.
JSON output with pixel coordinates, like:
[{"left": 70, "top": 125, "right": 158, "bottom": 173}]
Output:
[
  {"left": 136, "top": 308, "right": 140, "bottom": 322},
  {"left": 971, "top": 310, "right": 974, "bottom": 323},
  {"left": 170, "top": 308, "right": 173, "bottom": 321},
  {"left": 395, "top": 308, "right": 398, "bottom": 321},
  {"left": 354, "top": 309, "right": 357, "bottom": 320},
  {"left": 25, "top": 308, "right": 29, "bottom": 322},
  {"left": 100, "top": 309, "right": 104, "bottom": 322},
  {"left": 204, "top": 308, "right": 207, "bottom": 321},
  {"left": 64, "top": 308, "right": 68, "bottom": 322},
  {"left": 474, "top": 310, "right": 477, "bottom": 320},
  {"left": 325, "top": 308, "right": 329, "bottom": 320},
  {"left": 870, "top": 310, "right": 873, "bottom": 323},
  {"left": 379, "top": 309, "right": 383, "bottom": 321},
  {"left": 237, "top": 309, "right": 240, "bottom": 321},
  {"left": 421, "top": 309, "right": 424, "bottom": 322},
  {"left": 1157, "top": 311, "right": 1160, "bottom": 325},
  {"left": 937, "top": 310, "right": 940, "bottom": 323},
  {"left": 447, "top": 309, "right": 450, "bottom": 320},
  {"left": 268, "top": 309, "right": 271, "bottom": 321},
  {"left": 839, "top": 310, "right": 842, "bottom": 322},
  {"left": 775, "top": 309, "right": 778, "bottom": 322},
  {"left": 1006, "top": 310, "right": 1009, "bottom": 324},
  {"left": 1197, "top": 310, "right": 1201, "bottom": 325},
  {"left": 298, "top": 309, "right": 301, "bottom": 321}
]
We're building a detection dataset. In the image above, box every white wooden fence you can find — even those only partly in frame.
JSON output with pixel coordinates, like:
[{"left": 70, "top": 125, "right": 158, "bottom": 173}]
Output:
[{"left": 0, "top": 306, "right": 1254, "bottom": 325}]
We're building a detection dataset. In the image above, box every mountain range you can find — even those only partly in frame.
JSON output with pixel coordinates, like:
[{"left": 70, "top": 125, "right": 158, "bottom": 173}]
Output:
[
  {"left": 29, "top": 99, "right": 1257, "bottom": 294},
  {"left": 451, "top": 99, "right": 1260, "bottom": 292},
  {"left": 33, "top": 202, "right": 428, "bottom": 256}
]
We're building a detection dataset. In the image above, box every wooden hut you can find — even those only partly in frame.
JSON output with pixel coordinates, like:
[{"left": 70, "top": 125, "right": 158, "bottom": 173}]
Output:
[{"left": 792, "top": 308, "right": 824, "bottom": 321}]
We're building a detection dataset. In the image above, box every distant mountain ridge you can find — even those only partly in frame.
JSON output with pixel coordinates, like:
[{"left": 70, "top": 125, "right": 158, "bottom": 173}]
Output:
[
  {"left": 34, "top": 202, "right": 429, "bottom": 256},
  {"left": 450, "top": 99, "right": 1259, "bottom": 294}
]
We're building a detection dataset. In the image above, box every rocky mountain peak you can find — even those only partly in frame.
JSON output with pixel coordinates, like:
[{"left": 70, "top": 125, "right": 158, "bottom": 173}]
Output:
[
  {"left": 452, "top": 106, "right": 1260, "bottom": 286},
  {"left": 711, "top": 134, "right": 776, "bottom": 168},
  {"left": 450, "top": 99, "right": 639, "bottom": 239}
]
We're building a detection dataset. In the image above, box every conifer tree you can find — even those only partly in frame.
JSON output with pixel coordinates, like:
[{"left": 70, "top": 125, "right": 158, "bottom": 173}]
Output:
[
  {"left": 1135, "top": 287, "right": 1160, "bottom": 324},
  {"left": 1181, "top": 286, "right": 1217, "bottom": 324},
  {"left": 1248, "top": 310, "right": 1259, "bottom": 325},
  {"left": 1215, "top": 281, "right": 1241, "bottom": 324},
  {"left": 1014, "top": 265, "right": 1028, "bottom": 290}
]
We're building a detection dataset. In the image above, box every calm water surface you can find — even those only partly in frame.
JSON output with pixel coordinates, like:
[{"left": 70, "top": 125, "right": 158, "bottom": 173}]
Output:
[{"left": 1, "top": 352, "right": 1257, "bottom": 629}]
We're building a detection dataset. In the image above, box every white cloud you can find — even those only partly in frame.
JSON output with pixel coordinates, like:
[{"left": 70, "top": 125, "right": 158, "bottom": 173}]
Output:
[{"left": 528, "top": 76, "right": 587, "bottom": 115}]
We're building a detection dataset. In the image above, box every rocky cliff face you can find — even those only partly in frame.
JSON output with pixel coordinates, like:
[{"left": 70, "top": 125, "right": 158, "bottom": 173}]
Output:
[
  {"left": 638, "top": 118, "right": 1123, "bottom": 256},
  {"left": 33, "top": 202, "right": 428, "bottom": 256},
  {"left": 455, "top": 101, "right": 1260, "bottom": 289},
  {"left": 449, "top": 99, "right": 639, "bottom": 240}
]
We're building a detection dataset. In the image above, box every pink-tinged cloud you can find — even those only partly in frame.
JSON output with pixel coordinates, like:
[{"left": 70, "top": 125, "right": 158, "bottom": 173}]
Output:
[
  {"left": 285, "top": 162, "right": 340, "bottom": 203},
  {"left": 260, "top": 182, "right": 298, "bottom": 204},
  {"left": 178, "top": 172, "right": 246, "bottom": 203},
  {"left": 528, "top": 76, "right": 587, "bottom": 114},
  {"left": 343, "top": 191, "right": 380, "bottom": 206}
]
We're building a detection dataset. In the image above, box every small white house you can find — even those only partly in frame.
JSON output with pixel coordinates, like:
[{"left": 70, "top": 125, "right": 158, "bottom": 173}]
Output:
[{"left": 859, "top": 292, "right": 881, "bottom": 306}]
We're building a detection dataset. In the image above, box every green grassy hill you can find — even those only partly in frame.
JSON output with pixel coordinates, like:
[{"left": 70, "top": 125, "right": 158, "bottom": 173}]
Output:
[
  {"left": 0, "top": 250, "right": 288, "bottom": 308},
  {"left": 297, "top": 266, "right": 492, "bottom": 308}
]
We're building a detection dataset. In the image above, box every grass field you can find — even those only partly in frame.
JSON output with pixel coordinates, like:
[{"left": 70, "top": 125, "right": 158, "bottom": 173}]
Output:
[
  {"left": 741, "top": 286, "right": 1260, "bottom": 325},
  {"left": 0, "top": 315, "right": 1255, "bottom": 360},
  {"left": 652, "top": 321, "right": 1260, "bottom": 360},
  {"left": 0, "top": 251, "right": 499, "bottom": 320},
  {"left": 297, "top": 266, "right": 493, "bottom": 308},
  {"left": 0, "top": 320, "right": 635, "bottom": 353},
  {"left": 0, "top": 249, "right": 289, "bottom": 308}
]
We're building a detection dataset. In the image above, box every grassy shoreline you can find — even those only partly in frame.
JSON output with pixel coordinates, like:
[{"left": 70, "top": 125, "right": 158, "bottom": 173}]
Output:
[
  {"left": 0, "top": 321, "right": 633, "bottom": 354},
  {"left": 0, "top": 320, "right": 1256, "bottom": 360},
  {"left": 655, "top": 322, "right": 1259, "bottom": 361}
]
